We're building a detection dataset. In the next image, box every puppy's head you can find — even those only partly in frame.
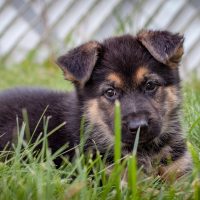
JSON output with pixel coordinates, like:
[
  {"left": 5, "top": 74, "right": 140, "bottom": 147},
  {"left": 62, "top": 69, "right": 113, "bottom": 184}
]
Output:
[{"left": 57, "top": 30, "right": 184, "bottom": 152}]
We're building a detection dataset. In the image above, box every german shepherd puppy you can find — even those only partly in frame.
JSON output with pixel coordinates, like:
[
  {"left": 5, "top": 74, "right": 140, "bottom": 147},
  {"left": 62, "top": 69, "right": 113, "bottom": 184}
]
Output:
[{"left": 0, "top": 30, "right": 192, "bottom": 178}]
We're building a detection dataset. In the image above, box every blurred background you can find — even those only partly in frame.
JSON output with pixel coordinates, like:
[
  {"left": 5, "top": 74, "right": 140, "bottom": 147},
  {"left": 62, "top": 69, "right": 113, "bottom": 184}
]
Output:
[{"left": 0, "top": 0, "right": 200, "bottom": 90}]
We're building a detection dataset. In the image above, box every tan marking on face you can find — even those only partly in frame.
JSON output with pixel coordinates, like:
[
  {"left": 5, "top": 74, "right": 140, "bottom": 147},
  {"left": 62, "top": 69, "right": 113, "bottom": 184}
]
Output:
[
  {"left": 134, "top": 66, "right": 149, "bottom": 84},
  {"left": 160, "top": 86, "right": 181, "bottom": 134},
  {"left": 100, "top": 96, "right": 114, "bottom": 118},
  {"left": 165, "top": 86, "right": 179, "bottom": 105},
  {"left": 158, "top": 151, "right": 192, "bottom": 181},
  {"left": 84, "top": 99, "right": 113, "bottom": 141},
  {"left": 165, "top": 86, "right": 179, "bottom": 115},
  {"left": 107, "top": 73, "right": 123, "bottom": 87}
]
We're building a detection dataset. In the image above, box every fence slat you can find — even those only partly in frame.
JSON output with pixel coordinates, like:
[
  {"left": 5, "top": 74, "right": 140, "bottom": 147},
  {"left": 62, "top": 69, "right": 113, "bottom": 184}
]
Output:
[{"left": 0, "top": 0, "right": 200, "bottom": 77}]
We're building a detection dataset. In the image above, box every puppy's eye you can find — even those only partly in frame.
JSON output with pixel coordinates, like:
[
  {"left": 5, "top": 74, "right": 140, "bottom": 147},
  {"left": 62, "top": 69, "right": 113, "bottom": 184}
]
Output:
[
  {"left": 104, "top": 88, "right": 118, "bottom": 100},
  {"left": 144, "top": 81, "right": 158, "bottom": 92}
]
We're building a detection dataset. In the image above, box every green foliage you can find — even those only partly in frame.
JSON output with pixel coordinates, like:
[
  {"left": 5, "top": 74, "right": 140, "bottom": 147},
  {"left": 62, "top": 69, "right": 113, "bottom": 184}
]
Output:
[
  {"left": 183, "top": 78, "right": 200, "bottom": 150},
  {"left": 0, "top": 58, "right": 73, "bottom": 91}
]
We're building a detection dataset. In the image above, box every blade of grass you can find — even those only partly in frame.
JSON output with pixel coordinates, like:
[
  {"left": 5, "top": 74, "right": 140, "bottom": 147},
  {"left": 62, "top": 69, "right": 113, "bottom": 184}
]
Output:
[
  {"left": 41, "top": 116, "right": 51, "bottom": 162},
  {"left": 22, "top": 108, "right": 31, "bottom": 142},
  {"left": 189, "top": 115, "right": 200, "bottom": 134},
  {"left": 128, "top": 127, "right": 140, "bottom": 199},
  {"left": 187, "top": 142, "right": 200, "bottom": 171},
  {"left": 28, "top": 106, "right": 49, "bottom": 146},
  {"left": 114, "top": 100, "right": 122, "bottom": 199},
  {"left": 79, "top": 116, "right": 86, "bottom": 154},
  {"left": 128, "top": 155, "right": 138, "bottom": 199},
  {"left": 114, "top": 100, "right": 121, "bottom": 163},
  {"left": 15, "top": 122, "right": 26, "bottom": 157},
  {"left": 187, "top": 142, "right": 200, "bottom": 200},
  {"left": 133, "top": 127, "right": 140, "bottom": 156},
  {"left": 33, "top": 122, "right": 66, "bottom": 151}
]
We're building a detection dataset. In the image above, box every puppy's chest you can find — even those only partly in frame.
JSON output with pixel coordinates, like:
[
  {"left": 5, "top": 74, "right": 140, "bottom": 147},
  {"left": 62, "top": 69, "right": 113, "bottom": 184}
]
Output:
[{"left": 137, "top": 145, "right": 172, "bottom": 174}]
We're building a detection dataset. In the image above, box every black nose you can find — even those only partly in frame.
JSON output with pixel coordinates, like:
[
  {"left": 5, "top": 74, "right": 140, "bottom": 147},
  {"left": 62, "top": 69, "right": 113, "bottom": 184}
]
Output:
[{"left": 127, "top": 117, "right": 148, "bottom": 134}]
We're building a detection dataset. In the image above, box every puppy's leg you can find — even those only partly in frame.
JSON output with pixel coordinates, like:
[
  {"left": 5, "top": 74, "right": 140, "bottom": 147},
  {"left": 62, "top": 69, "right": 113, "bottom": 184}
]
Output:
[{"left": 158, "top": 151, "right": 192, "bottom": 181}]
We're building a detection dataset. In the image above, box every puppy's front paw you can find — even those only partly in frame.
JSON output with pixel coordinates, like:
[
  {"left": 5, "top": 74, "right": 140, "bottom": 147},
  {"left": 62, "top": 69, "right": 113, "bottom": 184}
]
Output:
[{"left": 158, "top": 151, "right": 192, "bottom": 181}]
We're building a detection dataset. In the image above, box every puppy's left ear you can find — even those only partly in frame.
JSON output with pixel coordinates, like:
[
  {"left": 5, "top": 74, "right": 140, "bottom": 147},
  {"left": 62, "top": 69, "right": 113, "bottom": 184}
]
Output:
[
  {"left": 137, "top": 30, "right": 184, "bottom": 68},
  {"left": 56, "top": 41, "right": 101, "bottom": 86}
]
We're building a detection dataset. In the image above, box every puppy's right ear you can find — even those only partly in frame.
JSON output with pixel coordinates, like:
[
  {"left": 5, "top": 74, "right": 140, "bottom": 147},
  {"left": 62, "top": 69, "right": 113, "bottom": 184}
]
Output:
[
  {"left": 137, "top": 30, "right": 184, "bottom": 68},
  {"left": 56, "top": 41, "right": 101, "bottom": 86}
]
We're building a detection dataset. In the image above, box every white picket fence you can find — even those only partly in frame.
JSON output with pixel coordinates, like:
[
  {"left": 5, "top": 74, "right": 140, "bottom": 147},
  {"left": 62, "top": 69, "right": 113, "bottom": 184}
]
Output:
[{"left": 0, "top": 0, "right": 200, "bottom": 77}]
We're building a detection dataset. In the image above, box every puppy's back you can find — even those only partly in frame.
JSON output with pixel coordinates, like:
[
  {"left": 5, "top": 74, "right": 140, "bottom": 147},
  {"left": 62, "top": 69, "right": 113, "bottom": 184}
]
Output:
[{"left": 0, "top": 88, "right": 77, "bottom": 152}]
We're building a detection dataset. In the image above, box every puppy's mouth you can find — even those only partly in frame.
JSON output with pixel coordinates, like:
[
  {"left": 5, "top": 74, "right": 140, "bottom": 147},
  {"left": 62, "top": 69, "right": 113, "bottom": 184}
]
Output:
[
  {"left": 121, "top": 130, "right": 157, "bottom": 149},
  {"left": 122, "top": 138, "right": 147, "bottom": 148},
  {"left": 120, "top": 121, "right": 161, "bottom": 148}
]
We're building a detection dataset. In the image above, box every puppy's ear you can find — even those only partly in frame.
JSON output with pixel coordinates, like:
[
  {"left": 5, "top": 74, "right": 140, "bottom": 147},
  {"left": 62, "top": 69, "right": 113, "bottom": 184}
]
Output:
[
  {"left": 57, "top": 41, "right": 101, "bottom": 86},
  {"left": 137, "top": 30, "right": 184, "bottom": 68}
]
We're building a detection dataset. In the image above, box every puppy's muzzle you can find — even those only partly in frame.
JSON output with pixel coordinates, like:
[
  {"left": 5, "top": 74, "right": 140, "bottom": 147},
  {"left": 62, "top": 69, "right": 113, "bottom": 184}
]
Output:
[{"left": 123, "top": 113, "right": 148, "bottom": 135}]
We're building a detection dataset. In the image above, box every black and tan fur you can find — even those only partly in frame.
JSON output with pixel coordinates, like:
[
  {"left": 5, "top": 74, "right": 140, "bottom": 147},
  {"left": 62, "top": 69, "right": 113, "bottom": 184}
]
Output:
[{"left": 0, "top": 30, "right": 192, "bottom": 178}]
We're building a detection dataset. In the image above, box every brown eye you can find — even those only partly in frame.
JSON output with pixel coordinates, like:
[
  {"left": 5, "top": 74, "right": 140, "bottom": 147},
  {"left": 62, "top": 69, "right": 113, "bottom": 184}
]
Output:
[
  {"left": 104, "top": 88, "right": 118, "bottom": 100},
  {"left": 144, "top": 81, "right": 157, "bottom": 92}
]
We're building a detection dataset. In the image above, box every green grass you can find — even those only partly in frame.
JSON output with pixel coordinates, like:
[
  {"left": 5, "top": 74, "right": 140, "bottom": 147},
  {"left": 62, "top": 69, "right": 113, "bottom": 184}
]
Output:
[
  {"left": 0, "top": 63, "right": 200, "bottom": 200},
  {"left": 0, "top": 58, "right": 73, "bottom": 91}
]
